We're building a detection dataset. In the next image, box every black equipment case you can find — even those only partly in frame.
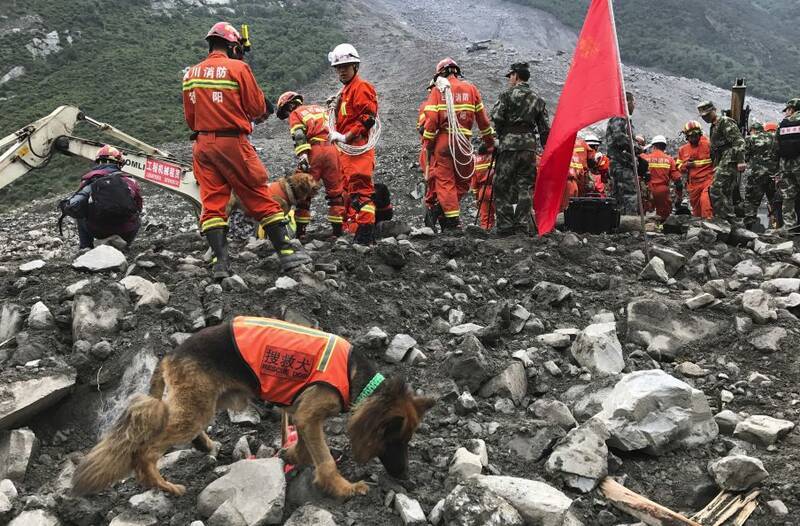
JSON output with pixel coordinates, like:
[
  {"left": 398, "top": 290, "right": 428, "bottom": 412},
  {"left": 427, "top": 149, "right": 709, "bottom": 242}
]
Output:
[{"left": 564, "top": 197, "right": 620, "bottom": 234}]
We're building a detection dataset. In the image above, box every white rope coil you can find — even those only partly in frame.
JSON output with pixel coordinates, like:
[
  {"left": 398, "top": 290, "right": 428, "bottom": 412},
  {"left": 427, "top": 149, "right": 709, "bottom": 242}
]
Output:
[
  {"left": 327, "top": 92, "right": 381, "bottom": 156},
  {"left": 436, "top": 76, "right": 475, "bottom": 180}
]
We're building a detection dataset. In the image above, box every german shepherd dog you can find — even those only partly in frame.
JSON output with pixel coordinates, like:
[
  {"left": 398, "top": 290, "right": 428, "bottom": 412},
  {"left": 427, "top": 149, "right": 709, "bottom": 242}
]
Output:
[{"left": 71, "top": 322, "right": 434, "bottom": 499}]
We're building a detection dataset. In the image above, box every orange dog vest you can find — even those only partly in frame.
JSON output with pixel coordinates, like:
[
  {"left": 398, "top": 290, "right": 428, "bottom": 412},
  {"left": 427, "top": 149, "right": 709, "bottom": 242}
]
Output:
[{"left": 231, "top": 317, "right": 352, "bottom": 409}]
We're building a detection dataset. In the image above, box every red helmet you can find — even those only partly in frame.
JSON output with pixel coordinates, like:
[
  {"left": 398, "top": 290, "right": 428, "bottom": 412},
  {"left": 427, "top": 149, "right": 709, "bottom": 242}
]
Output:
[
  {"left": 436, "top": 57, "right": 460, "bottom": 75},
  {"left": 95, "top": 145, "right": 124, "bottom": 165},
  {"left": 682, "top": 120, "right": 703, "bottom": 135},
  {"left": 276, "top": 91, "right": 304, "bottom": 120},
  {"left": 764, "top": 122, "right": 779, "bottom": 132},
  {"left": 206, "top": 22, "right": 241, "bottom": 44}
]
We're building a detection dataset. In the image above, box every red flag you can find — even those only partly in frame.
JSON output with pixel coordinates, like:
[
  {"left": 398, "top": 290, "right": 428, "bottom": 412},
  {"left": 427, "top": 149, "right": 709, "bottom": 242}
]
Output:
[{"left": 533, "top": 0, "right": 627, "bottom": 235}]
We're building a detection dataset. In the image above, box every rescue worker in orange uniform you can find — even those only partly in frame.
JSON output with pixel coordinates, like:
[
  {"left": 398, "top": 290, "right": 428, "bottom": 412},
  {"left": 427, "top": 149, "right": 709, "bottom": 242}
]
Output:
[
  {"left": 642, "top": 135, "right": 683, "bottom": 221},
  {"left": 422, "top": 58, "right": 494, "bottom": 230},
  {"left": 276, "top": 91, "right": 345, "bottom": 239},
  {"left": 584, "top": 133, "right": 607, "bottom": 197},
  {"left": 327, "top": 43, "right": 379, "bottom": 245},
  {"left": 472, "top": 143, "right": 495, "bottom": 230},
  {"left": 183, "top": 22, "right": 309, "bottom": 277},
  {"left": 677, "top": 121, "right": 714, "bottom": 218},
  {"left": 562, "top": 137, "right": 591, "bottom": 211}
]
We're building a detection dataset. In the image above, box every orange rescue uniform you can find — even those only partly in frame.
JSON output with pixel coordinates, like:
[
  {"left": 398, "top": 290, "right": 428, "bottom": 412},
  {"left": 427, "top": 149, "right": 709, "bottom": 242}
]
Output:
[
  {"left": 335, "top": 74, "right": 378, "bottom": 227},
  {"left": 472, "top": 152, "right": 495, "bottom": 230},
  {"left": 232, "top": 317, "right": 352, "bottom": 409},
  {"left": 288, "top": 104, "right": 345, "bottom": 227},
  {"left": 422, "top": 76, "right": 494, "bottom": 221},
  {"left": 677, "top": 136, "right": 714, "bottom": 219},
  {"left": 183, "top": 50, "right": 284, "bottom": 233},
  {"left": 642, "top": 150, "right": 682, "bottom": 220},
  {"left": 563, "top": 138, "right": 591, "bottom": 211}
]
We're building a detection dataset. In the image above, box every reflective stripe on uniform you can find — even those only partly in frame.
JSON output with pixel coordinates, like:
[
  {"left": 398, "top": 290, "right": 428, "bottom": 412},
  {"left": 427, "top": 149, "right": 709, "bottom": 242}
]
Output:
[
  {"left": 316, "top": 335, "right": 338, "bottom": 372},
  {"left": 201, "top": 217, "right": 228, "bottom": 232},
  {"left": 327, "top": 215, "right": 343, "bottom": 223},
  {"left": 235, "top": 316, "right": 329, "bottom": 338},
  {"left": 302, "top": 112, "right": 326, "bottom": 123},
  {"left": 182, "top": 79, "right": 240, "bottom": 91},
  {"left": 422, "top": 130, "right": 436, "bottom": 140},
  {"left": 480, "top": 126, "right": 494, "bottom": 137},
  {"left": 259, "top": 212, "right": 285, "bottom": 226},
  {"left": 443, "top": 209, "right": 460, "bottom": 218},
  {"left": 649, "top": 162, "right": 672, "bottom": 169},
  {"left": 570, "top": 162, "right": 584, "bottom": 170},
  {"left": 475, "top": 162, "right": 491, "bottom": 170},
  {"left": 295, "top": 144, "right": 311, "bottom": 155},
  {"left": 290, "top": 124, "right": 307, "bottom": 134},
  {"left": 360, "top": 204, "right": 376, "bottom": 215}
]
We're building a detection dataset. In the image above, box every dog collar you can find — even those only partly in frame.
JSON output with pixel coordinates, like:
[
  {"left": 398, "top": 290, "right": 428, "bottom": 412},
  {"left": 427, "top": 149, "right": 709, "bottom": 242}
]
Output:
[{"left": 353, "top": 373, "right": 385, "bottom": 406}]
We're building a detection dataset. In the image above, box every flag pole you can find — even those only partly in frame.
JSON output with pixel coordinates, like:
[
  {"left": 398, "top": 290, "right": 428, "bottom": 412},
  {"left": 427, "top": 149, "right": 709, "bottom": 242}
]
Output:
[{"left": 608, "top": 0, "right": 650, "bottom": 261}]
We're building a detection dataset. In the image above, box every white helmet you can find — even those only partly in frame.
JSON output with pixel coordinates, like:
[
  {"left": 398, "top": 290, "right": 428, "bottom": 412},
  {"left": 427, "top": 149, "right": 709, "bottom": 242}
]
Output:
[
  {"left": 583, "top": 132, "right": 600, "bottom": 146},
  {"left": 649, "top": 135, "right": 668, "bottom": 147},
  {"left": 329, "top": 43, "right": 361, "bottom": 66}
]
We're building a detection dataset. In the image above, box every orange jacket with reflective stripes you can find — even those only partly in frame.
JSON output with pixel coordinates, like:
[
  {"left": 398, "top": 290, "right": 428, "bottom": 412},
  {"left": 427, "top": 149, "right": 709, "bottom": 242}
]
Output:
[
  {"left": 232, "top": 317, "right": 352, "bottom": 409},
  {"left": 421, "top": 76, "right": 494, "bottom": 150},
  {"left": 335, "top": 74, "right": 378, "bottom": 147},
  {"left": 678, "top": 136, "right": 714, "bottom": 185},
  {"left": 288, "top": 104, "right": 330, "bottom": 156},
  {"left": 182, "top": 51, "right": 267, "bottom": 134},
  {"left": 642, "top": 150, "right": 681, "bottom": 187},
  {"left": 569, "top": 139, "right": 590, "bottom": 180}
]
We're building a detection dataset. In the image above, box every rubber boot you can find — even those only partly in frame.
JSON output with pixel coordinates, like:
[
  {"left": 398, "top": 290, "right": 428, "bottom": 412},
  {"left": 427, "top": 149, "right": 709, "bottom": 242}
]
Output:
[
  {"left": 330, "top": 223, "right": 343, "bottom": 238},
  {"left": 353, "top": 223, "right": 375, "bottom": 246},
  {"left": 295, "top": 222, "right": 308, "bottom": 241},
  {"left": 205, "top": 228, "right": 231, "bottom": 280},
  {"left": 424, "top": 203, "right": 443, "bottom": 231},
  {"left": 440, "top": 216, "right": 461, "bottom": 232},
  {"left": 264, "top": 221, "right": 311, "bottom": 272}
]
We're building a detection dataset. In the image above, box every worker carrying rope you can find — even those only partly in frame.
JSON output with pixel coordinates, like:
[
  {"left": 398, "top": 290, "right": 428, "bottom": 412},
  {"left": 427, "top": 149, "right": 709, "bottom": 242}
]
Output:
[
  {"left": 327, "top": 43, "right": 380, "bottom": 245},
  {"left": 421, "top": 58, "right": 494, "bottom": 231}
]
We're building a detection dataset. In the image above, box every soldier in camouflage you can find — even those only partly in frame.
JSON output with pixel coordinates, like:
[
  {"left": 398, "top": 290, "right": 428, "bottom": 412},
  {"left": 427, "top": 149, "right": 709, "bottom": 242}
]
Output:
[
  {"left": 743, "top": 121, "right": 779, "bottom": 230},
  {"left": 698, "top": 101, "right": 747, "bottom": 226},
  {"left": 605, "top": 92, "right": 641, "bottom": 215},
  {"left": 776, "top": 98, "right": 800, "bottom": 231},
  {"left": 490, "top": 62, "right": 550, "bottom": 236}
]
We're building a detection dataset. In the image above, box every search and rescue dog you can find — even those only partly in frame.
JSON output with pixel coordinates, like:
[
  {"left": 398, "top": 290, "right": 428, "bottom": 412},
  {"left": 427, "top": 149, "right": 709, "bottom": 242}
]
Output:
[{"left": 71, "top": 317, "right": 435, "bottom": 499}]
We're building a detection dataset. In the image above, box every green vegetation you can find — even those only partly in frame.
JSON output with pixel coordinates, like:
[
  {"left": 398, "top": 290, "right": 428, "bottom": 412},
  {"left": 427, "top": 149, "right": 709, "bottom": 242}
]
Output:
[
  {"left": 509, "top": 0, "right": 798, "bottom": 103},
  {"left": 0, "top": 0, "right": 343, "bottom": 206}
]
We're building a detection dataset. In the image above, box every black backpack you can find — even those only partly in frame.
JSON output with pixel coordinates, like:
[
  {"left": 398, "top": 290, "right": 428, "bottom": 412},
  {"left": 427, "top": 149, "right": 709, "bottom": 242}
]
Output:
[{"left": 88, "top": 172, "right": 138, "bottom": 224}]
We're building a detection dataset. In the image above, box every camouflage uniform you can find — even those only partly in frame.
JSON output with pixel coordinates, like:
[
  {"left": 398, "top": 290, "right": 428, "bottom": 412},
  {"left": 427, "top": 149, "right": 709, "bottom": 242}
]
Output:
[
  {"left": 778, "top": 109, "right": 800, "bottom": 228},
  {"left": 491, "top": 81, "right": 550, "bottom": 235},
  {"left": 708, "top": 115, "right": 746, "bottom": 224},
  {"left": 743, "top": 126, "right": 779, "bottom": 227},
  {"left": 605, "top": 117, "right": 639, "bottom": 214}
]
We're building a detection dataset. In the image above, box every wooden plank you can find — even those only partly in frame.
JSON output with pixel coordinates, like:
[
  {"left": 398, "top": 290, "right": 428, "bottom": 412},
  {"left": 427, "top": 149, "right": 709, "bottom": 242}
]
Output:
[
  {"left": 692, "top": 491, "right": 731, "bottom": 522},
  {"left": 711, "top": 491, "right": 760, "bottom": 526},
  {"left": 732, "top": 500, "right": 758, "bottom": 526},
  {"left": 600, "top": 478, "right": 702, "bottom": 526}
]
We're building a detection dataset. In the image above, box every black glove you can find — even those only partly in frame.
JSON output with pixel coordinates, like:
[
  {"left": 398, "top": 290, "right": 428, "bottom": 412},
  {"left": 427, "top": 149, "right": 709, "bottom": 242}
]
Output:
[{"left": 674, "top": 179, "right": 684, "bottom": 192}]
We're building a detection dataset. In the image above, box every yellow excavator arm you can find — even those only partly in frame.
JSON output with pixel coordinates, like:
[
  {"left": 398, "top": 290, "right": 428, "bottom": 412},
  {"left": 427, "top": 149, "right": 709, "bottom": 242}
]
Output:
[{"left": 0, "top": 105, "right": 201, "bottom": 207}]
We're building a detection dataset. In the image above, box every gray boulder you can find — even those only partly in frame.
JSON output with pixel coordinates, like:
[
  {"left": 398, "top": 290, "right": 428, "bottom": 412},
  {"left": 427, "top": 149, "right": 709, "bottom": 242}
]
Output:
[
  {"left": 639, "top": 257, "right": 670, "bottom": 283},
  {"left": 570, "top": 323, "right": 624, "bottom": 377},
  {"left": 749, "top": 327, "right": 788, "bottom": 353},
  {"left": 546, "top": 418, "right": 609, "bottom": 493},
  {"left": 626, "top": 299, "right": 721, "bottom": 360},
  {"left": 120, "top": 276, "right": 170, "bottom": 310},
  {"left": 0, "top": 427, "right": 38, "bottom": 481},
  {"left": 108, "top": 513, "right": 157, "bottom": 526},
  {"left": 447, "top": 336, "right": 493, "bottom": 393},
  {"left": 73, "top": 245, "right": 127, "bottom": 272},
  {"left": 734, "top": 415, "right": 795, "bottom": 446},
  {"left": 741, "top": 289, "right": 777, "bottom": 324},
  {"left": 385, "top": 334, "right": 417, "bottom": 363},
  {"left": 651, "top": 246, "right": 687, "bottom": 275},
  {"left": 394, "top": 493, "right": 426, "bottom": 525},
  {"left": 0, "top": 303, "right": 23, "bottom": 342},
  {"left": 197, "top": 458, "right": 285, "bottom": 525},
  {"left": 473, "top": 476, "right": 572, "bottom": 526},
  {"left": 478, "top": 361, "right": 527, "bottom": 404},
  {"left": 443, "top": 483, "right": 524, "bottom": 526},
  {"left": 0, "top": 369, "right": 77, "bottom": 429},
  {"left": 531, "top": 281, "right": 573, "bottom": 306},
  {"left": 283, "top": 505, "right": 337, "bottom": 526},
  {"left": 9, "top": 509, "right": 61, "bottom": 526},
  {"left": 598, "top": 369, "right": 718, "bottom": 454},
  {"left": 530, "top": 399, "right": 577, "bottom": 430},
  {"left": 27, "top": 302, "right": 54, "bottom": 330},
  {"left": 72, "top": 285, "right": 128, "bottom": 343},
  {"left": 708, "top": 455, "right": 769, "bottom": 491}
]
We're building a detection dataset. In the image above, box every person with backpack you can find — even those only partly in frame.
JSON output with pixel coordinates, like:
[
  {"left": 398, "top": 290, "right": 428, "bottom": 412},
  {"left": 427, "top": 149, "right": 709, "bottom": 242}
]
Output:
[{"left": 58, "top": 145, "right": 143, "bottom": 249}]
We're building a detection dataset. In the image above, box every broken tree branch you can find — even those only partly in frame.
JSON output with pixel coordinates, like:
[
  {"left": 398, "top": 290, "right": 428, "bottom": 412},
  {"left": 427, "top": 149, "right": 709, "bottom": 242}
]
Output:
[{"left": 600, "top": 478, "right": 702, "bottom": 526}]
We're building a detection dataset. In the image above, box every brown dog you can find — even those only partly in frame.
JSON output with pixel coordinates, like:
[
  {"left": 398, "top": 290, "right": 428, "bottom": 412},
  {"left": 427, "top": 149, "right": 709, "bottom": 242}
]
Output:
[{"left": 72, "top": 317, "right": 434, "bottom": 499}]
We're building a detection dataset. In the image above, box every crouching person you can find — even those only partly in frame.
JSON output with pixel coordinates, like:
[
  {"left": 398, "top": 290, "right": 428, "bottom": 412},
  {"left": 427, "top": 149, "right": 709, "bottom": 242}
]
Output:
[{"left": 58, "top": 145, "right": 142, "bottom": 249}]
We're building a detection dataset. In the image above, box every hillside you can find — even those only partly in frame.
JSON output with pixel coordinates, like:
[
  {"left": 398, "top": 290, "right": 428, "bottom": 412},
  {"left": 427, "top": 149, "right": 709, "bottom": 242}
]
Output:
[
  {"left": 508, "top": 0, "right": 798, "bottom": 103},
  {"left": 0, "top": 0, "right": 343, "bottom": 205}
]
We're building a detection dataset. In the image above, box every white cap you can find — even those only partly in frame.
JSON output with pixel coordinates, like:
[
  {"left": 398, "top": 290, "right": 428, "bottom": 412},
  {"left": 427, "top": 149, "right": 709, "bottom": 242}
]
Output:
[
  {"left": 648, "top": 135, "right": 668, "bottom": 148},
  {"left": 329, "top": 43, "right": 361, "bottom": 66}
]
